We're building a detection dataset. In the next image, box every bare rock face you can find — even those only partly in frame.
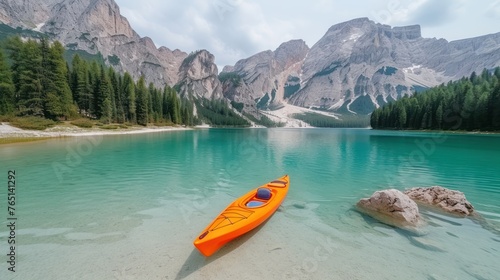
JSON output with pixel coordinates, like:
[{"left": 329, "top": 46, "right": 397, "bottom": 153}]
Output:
[
  {"left": 0, "top": 0, "right": 59, "bottom": 28},
  {"left": 221, "top": 39, "right": 309, "bottom": 111},
  {"left": 357, "top": 189, "right": 423, "bottom": 229},
  {"left": 404, "top": 186, "right": 474, "bottom": 216},
  {"left": 177, "top": 50, "right": 223, "bottom": 99}
]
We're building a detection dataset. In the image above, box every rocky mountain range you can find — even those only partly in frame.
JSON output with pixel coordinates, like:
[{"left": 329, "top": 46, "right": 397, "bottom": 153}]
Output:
[
  {"left": 0, "top": 0, "right": 187, "bottom": 88},
  {"left": 1, "top": 0, "right": 499, "bottom": 118},
  {"left": 224, "top": 17, "right": 500, "bottom": 114}
]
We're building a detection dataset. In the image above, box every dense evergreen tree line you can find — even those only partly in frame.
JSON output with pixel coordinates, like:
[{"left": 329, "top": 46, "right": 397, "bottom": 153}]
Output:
[
  {"left": 243, "top": 112, "right": 285, "bottom": 128},
  {"left": 293, "top": 112, "right": 370, "bottom": 128},
  {"left": 0, "top": 37, "right": 192, "bottom": 126},
  {"left": 371, "top": 68, "right": 500, "bottom": 131},
  {"left": 195, "top": 98, "right": 249, "bottom": 127}
]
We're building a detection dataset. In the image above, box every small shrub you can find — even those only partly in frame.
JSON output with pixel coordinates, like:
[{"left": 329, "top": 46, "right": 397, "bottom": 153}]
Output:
[
  {"left": 154, "top": 120, "right": 174, "bottom": 127},
  {"left": 71, "top": 118, "right": 94, "bottom": 128},
  {"left": 10, "top": 117, "right": 56, "bottom": 130},
  {"left": 99, "top": 124, "right": 119, "bottom": 130},
  {"left": 0, "top": 115, "right": 14, "bottom": 122}
]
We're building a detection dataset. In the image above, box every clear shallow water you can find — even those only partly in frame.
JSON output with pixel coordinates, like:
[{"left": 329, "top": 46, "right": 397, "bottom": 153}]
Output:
[{"left": 0, "top": 128, "right": 499, "bottom": 279}]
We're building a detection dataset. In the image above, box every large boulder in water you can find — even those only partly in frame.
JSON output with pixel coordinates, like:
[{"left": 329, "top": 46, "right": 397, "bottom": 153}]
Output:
[
  {"left": 356, "top": 189, "right": 423, "bottom": 229},
  {"left": 404, "top": 186, "right": 474, "bottom": 216}
]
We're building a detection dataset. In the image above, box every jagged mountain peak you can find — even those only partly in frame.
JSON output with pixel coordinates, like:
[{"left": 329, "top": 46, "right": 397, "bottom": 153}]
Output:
[
  {"left": 274, "top": 39, "right": 308, "bottom": 53},
  {"left": 44, "top": 0, "right": 137, "bottom": 39},
  {"left": 274, "top": 39, "right": 309, "bottom": 69},
  {"left": 180, "top": 50, "right": 218, "bottom": 80},
  {"left": 177, "top": 49, "right": 222, "bottom": 99},
  {"left": 322, "top": 18, "right": 422, "bottom": 45},
  {"left": 325, "top": 17, "right": 372, "bottom": 32}
]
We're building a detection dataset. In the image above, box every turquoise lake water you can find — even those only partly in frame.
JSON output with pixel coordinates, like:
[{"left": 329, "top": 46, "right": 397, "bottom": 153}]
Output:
[{"left": 1, "top": 128, "right": 500, "bottom": 279}]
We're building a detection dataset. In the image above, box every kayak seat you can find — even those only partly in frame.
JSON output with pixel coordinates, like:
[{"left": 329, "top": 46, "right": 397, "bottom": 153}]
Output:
[
  {"left": 246, "top": 201, "right": 265, "bottom": 207},
  {"left": 256, "top": 188, "right": 271, "bottom": 200}
]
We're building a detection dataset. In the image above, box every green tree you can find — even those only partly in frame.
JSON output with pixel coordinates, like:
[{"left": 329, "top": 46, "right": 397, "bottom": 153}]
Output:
[
  {"left": 162, "top": 86, "right": 170, "bottom": 122},
  {"left": 435, "top": 103, "right": 443, "bottom": 129},
  {"left": 462, "top": 87, "right": 476, "bottom": 130},
  {"left": 396, "top": 104, "right": 407, "bottom": 129},
  {"left": 12, "top": 39, "right": 44, "bottom": 116},
  {"left": 122, "top": 72, "right": 136, "bottom": 123},
  {"left": 474, "top": 92, "right": 488, "bottom": 129},
  {"left": 89, "top": 61, "right": 101, "bottom": 117},
  {"left": 491, "top": 83, "right": 500, "bottom": 130},
  {"left": 96, "top": 65, "right": 112, "bottom": 123},
  {"left": 108, "top": 67, "right": 118, "bottom": 122},
  {"left": 370, "top": 109, "right": 379, "bottom": 128},
  {"left": 166, "top": 87, "right": 181, "bottom": 124},
  {"left": 71, "top": 54, "right": 92, "bottom": 116},
  {"left": 42, "top": 41, "right": 76, "bottom": 119},
  {"left": 151, "top": 86, "right": 162, "bottom": 122},
  {"left": 135, "top": 76, "right": 148, "bottom": 126},
  {"left": 147, "top": 82, "right": 155, "bottom": 122},
  {"left": 0, "top": 51, "right": 15, "bottom": 115}
]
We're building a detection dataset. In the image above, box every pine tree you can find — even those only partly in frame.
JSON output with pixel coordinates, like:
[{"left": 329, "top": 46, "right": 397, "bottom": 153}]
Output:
[
  {"left": 135, "top": 76, "right": 148, "bottom": 126},
  {"left": 148, "top": 82, "right": 154, "bottom": 120},
  {"left": 170, "top": 88, "right": 181, "bottom": 124},
  {"left": 396, "top": 104, "right": 407, "bottom": 129},
  {"left": 122, "top": 72, "right": 136, "bottom": 123},
  {"left": 96, "top": 65, "right": 112, "bottom": 123},
  {"left": 151, "top": 86, "right": 162, "bottom": 122},
  {"left": 495, "top": 68, "right": 500, "bottom": 81},
  {"left": 0, "top": 51, "right": 15, "bottom": 115},
  {"left": 13, "top": 39, "right": 44, "bottom": 116},
  {"left": 108, "top": 67, "right": 118, "bottom": 122},
  {"left": 43, "top": 41, "right": 75, "bottom": 120},
  {"left": 162, "top": 87, "right": 170, "bottom": 122},
  {"left": 462, "top": 87, "right": 476, "bottom": 130},
  {"left": 435, "top": 103, "right": 443, "bottom": 129},
  {"left": 70, "top": 55, "right": 80, "bottom": 104},
  {"left": 474, "top": 92, "right": 488, "bottom": 129},
  {"left": 115, "top": 74, "right": 125, "bottom": 123},
  {"left": 89, "top": 61, "right": 101, "bottom": 117},
  {"left": 6, "top": 37, "right": 22, "bottom": 90},
  {"left": 71, "top": 55, "right": 92, "bottom": 116},
  {"left": 491, "top": 83, "right": 500, "bottom": 130},
  {"left": 370, "top": 109, "right": 379, "bottom": 128}
]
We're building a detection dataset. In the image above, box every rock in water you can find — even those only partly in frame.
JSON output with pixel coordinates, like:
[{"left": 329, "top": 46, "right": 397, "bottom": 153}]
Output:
[
  {"left": 356, "top": 189, "right": 423, "bottom": 229},
  {"left": 404, "top": 186, "right": 474, "bottom": 216}
]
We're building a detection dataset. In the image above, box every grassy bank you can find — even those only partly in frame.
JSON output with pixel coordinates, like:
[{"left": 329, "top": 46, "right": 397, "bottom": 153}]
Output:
[{"left": 0, "top": 137, "right": 53, "bottom": 145}]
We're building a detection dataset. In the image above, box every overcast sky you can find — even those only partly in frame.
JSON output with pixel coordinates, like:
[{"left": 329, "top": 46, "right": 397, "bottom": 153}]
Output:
[{"left": 114, "top": 0, "right": 500, "bottom": 69}]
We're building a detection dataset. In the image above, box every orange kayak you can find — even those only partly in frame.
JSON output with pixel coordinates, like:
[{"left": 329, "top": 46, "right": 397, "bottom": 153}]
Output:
[{"left": 193, "top": 175, "right": 290, "bottom": 257}]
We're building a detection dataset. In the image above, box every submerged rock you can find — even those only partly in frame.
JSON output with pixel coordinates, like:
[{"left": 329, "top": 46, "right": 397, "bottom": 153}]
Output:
[
  {"left": 356, "top": 189, "right": 423, "bottom": 229},
  {"left": 404, "top": 186, "right": 474, "bottom": 216}
]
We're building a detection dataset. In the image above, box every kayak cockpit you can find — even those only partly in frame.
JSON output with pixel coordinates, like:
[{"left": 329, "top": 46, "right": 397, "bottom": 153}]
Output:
[{"left": 245, "top": 187, "right": 272, "bottom": 208}]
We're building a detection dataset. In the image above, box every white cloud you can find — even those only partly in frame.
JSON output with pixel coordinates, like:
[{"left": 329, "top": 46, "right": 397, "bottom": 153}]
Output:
[
  {"left": 486, "top": 1, "right": 500, "bottom": 19},
  {"left": 404, "top": 0, "right": 465, "bottom": 27}
]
